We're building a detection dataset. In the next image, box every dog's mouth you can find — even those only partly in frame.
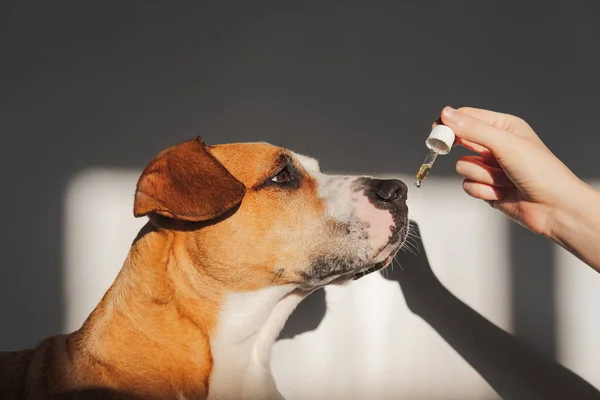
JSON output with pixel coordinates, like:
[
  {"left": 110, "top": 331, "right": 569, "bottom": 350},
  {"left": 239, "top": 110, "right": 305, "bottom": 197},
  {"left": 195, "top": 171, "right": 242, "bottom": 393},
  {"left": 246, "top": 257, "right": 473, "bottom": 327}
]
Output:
[
  {"left": 352, "top": 263, "right": 385, "bottom": 280},
  {"left": 324, "top": 227, "right": 407, "bottom": 284},
  {"left": 299, "top": 216, "right": 409, "bottom": 289},
  {"left": 352, "top": 214, "right": 409, "bottom": 280},
  {"left": 352, "top": 236, "right": 405, "bottom": 280}
]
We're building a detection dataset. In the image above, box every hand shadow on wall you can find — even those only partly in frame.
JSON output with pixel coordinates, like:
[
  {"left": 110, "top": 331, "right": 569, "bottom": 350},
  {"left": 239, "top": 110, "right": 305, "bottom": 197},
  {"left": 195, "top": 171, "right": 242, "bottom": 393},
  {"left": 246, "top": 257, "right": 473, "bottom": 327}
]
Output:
[
  {"left": 276, "top": 220, "right": 600, "bottom": 399},
  {"left": 381, "top": 220, "right": 600, "bottom": 400},
  {"left": 278, "top": 286, "right": 326, "bottom": 340}
]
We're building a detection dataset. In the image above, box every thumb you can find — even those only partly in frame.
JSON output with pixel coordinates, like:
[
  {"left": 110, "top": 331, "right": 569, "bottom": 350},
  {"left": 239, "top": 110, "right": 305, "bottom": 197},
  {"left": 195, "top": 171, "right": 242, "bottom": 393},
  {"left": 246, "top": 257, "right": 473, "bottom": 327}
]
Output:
[{"left": 441, "top": 106, "right": 512, "bottom": 155}]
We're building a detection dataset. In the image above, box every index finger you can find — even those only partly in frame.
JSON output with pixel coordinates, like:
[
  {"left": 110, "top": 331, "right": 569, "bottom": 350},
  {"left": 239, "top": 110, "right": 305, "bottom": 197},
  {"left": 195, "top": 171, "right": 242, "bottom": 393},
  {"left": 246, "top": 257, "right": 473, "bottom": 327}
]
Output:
[{"left": 440, "top": 106, "right": 513, "bottom": 155}]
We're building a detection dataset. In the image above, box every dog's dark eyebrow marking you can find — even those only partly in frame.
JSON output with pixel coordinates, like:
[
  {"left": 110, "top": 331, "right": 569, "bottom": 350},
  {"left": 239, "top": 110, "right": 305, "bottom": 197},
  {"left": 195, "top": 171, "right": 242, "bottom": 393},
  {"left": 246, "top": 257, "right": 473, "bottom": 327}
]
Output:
[
  {"left": 251, "top": 151, "right": 301, "bottom": 190},
  {"left": 276, "top": 152, "right": 294, "bottom": 166}
]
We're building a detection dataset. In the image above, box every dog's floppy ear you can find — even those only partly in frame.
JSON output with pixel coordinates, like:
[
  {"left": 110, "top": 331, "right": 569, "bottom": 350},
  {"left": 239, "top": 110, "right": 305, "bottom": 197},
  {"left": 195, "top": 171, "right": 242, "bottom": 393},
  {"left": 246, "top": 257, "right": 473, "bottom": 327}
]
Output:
[{"left": 133, "top": 138, "right": 246, "bottom": 222}]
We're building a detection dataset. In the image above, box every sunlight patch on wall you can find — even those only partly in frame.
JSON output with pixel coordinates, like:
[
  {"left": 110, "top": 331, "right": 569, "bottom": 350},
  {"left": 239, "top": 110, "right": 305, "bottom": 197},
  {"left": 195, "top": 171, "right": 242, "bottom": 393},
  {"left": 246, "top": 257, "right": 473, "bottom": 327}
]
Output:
[
  {"left": 63, "top": 169, "right": 146, "bottom": 332},
  {"left": 555, "top": 181, "right": 600, "bottom": 390}
]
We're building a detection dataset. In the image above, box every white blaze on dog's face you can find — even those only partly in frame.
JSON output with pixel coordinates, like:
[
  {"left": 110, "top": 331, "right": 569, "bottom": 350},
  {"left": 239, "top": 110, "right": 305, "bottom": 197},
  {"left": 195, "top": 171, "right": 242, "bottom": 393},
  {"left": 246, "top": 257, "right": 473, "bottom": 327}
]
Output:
[{"left": 135, "top": 139, "right": 408, "bottom": 292}]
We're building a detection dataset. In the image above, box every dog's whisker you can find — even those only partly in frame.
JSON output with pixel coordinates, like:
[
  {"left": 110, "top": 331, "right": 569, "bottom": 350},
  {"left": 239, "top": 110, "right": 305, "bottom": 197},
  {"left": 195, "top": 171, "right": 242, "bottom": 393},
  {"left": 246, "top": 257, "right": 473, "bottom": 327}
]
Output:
[
  {"left": 407, "top": 224, "right": 421, "bottom": 239},
  {"left": 403, "top": 237, "right": 420, "bottom": 254},
  {"left": 406, "top": 235, "right": 422, "bottom": 247},
  {"left": 406, "top": 248, "right": 417, "bottom": 256},
  {"left": 401, "top": 241, "right": 418, "bottom": 256},
  {"left": 404, "top": 238, "right": 417, "bottom": 248},
  {"left": 396, "top": 257, "right": 404, "bottom": 271}
]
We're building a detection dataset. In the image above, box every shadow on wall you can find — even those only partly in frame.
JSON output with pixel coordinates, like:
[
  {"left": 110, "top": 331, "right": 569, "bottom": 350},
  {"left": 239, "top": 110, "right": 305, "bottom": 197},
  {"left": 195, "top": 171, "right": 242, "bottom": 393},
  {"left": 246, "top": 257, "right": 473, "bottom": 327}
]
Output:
[
  {"left": 276, "top": 221, "right": 600, "bottom": 400},
  {"left": 278, "top": 288, "right": 326, "bottom": 340},
  {"left": 396, "top": 234, "right": 600, "bottom": 400}
]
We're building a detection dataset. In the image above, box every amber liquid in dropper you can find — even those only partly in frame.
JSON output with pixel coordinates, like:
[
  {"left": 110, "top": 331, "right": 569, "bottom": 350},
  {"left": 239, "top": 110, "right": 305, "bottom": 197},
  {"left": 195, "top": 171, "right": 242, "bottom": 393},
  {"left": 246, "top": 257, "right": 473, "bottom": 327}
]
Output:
[
  {"left": 414, "top": 164, "right": 432, "bottom": 187},
  {"left": 414, "top": 149, "right": 438, "bottom": 187}
]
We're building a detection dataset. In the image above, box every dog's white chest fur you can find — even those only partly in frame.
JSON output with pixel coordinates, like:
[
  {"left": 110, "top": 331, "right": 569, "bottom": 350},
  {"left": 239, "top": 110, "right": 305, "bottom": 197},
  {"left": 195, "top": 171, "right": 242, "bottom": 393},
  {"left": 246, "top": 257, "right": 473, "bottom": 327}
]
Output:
[{"left": 207, "top": 285, "right": 305, "bottom": 400}]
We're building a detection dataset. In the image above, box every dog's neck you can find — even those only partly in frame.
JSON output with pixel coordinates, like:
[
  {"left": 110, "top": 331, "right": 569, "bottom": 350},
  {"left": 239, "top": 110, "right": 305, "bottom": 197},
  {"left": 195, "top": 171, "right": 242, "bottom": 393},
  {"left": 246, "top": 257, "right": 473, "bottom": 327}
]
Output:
[
  {"left": 208, "top": 285, "right": 304, "bottom": 400},
  {"left": 75, "top": 223, "right": 303, "bottom": 399}
]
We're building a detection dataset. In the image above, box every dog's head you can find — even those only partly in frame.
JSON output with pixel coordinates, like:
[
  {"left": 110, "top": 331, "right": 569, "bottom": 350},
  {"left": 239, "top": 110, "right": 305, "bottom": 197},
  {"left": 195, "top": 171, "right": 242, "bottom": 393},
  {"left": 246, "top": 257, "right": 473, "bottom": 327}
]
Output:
[{"left": 134, "top": 138, "right": 408, "bottom": 291}]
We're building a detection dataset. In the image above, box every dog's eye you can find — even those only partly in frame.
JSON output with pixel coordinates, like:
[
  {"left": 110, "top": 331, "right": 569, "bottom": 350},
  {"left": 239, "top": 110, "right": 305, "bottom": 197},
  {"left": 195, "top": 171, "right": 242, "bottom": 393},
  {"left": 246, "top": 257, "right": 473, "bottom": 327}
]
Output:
[{"left": 271, "top": 166, "right": 295, "bottom": 184}]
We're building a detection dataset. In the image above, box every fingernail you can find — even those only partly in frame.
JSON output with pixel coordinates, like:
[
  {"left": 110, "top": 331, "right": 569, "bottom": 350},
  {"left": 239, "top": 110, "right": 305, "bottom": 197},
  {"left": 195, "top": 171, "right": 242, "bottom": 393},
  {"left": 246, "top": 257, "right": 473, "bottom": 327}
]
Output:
[{"left": 442, "top": 106, "right": 459, "bottom": 124}]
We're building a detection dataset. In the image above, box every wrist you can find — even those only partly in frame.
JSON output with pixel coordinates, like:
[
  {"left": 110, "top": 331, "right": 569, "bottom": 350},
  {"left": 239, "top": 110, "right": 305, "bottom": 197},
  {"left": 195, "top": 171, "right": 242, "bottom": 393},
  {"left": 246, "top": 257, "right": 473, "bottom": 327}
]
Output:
[{"left": 547, "top": 180, "right": 600, "bottom": 245}]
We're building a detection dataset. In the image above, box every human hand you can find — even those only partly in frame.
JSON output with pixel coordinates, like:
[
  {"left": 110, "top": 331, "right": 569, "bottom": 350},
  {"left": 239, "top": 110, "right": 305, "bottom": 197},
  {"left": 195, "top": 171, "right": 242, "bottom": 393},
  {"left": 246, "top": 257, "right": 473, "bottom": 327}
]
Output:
[{"left": 440, "top": 106, "right": 585, "bottom": 238}]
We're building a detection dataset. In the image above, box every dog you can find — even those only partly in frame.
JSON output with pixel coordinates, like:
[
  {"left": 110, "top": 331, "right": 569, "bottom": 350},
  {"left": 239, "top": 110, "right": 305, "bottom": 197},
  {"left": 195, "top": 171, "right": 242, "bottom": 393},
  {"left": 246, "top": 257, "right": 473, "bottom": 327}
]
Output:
[{"left": 0, "top": 138, "right": 409, "bottom": 399}]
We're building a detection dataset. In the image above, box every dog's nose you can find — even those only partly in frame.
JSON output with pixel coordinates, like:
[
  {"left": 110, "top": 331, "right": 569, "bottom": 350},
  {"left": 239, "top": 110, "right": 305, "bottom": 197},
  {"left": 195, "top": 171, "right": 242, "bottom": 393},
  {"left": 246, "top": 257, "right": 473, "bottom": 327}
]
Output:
[{"left": 373, "top": 179, "right": 407, "bottom": 202}]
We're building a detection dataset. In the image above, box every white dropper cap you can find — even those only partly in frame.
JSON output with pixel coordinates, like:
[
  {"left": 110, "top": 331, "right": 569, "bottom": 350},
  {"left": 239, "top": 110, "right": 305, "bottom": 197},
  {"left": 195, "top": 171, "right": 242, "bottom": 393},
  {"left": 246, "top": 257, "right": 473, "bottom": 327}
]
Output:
[{"left": 426, "top": 125, "right": 455, "bottom": 155}]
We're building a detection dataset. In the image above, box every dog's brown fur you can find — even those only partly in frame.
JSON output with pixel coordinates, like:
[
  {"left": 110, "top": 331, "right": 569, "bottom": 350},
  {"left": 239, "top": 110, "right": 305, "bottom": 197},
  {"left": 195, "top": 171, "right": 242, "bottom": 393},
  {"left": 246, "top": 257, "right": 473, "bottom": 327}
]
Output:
[{"left": 0, "top": 138, "right": 328, "bottom": 399}]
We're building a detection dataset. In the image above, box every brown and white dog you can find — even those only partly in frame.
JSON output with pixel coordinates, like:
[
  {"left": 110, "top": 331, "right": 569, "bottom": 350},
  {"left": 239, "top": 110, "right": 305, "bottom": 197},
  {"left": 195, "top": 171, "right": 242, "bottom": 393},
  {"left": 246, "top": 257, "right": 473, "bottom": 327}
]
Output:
[{"left": 0, "top": 138, "right": 409, "bottom": 400}]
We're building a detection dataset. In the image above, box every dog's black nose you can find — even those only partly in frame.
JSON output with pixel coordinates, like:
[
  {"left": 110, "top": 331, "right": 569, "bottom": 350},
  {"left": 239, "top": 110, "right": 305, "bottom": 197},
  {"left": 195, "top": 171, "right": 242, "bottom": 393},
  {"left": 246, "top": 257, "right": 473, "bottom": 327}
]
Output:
[{"left": 373, "top": 179, "right": 407, "bottom": 202}]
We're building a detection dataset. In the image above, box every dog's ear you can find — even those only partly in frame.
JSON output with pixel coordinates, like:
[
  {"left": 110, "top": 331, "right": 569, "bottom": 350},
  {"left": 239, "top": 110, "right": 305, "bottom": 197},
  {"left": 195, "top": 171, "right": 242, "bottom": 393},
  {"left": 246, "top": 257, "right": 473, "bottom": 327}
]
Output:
[{"left": 133, "top": 138, "right": 246, "bottom": 222}]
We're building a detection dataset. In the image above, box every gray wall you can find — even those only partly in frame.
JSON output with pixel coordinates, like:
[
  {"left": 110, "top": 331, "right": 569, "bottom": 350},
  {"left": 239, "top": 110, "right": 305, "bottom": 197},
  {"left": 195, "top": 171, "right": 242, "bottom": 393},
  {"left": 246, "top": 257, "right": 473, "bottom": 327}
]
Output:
[{"left": 1, "top": 0, "right": 599, "bottom": 370}]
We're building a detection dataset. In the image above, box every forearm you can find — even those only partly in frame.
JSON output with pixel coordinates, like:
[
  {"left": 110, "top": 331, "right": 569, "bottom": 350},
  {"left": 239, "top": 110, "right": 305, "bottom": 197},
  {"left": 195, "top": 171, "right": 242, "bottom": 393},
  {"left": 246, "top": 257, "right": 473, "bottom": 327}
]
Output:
[{"left": 549, "top": 181, "right": 600, "bottom": 272}]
